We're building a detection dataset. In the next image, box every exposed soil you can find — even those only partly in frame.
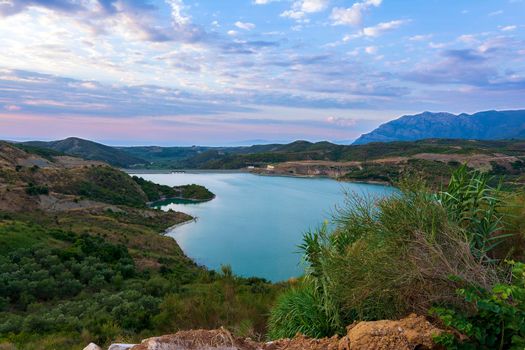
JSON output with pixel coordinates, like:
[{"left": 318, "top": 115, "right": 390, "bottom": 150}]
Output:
[
  {"left": 250, "top": 152, "right": 519, "bottom": 181},
  {"left": 130, "top": 314, "right": 443, "bottom": 350}
]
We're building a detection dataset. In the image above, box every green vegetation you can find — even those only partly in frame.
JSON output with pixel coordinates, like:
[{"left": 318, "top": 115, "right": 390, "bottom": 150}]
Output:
[
  {"left": 340, "top": 159, "right": 464, "bottom": 185},
  {"left": 132, "top": 176, "right": 215, "bottom": 202},
  {"left": 29, "top": 137, "right": 525, "bottom": 171},
  {"left": 132, "top": 176, "right": 177, "bottom": 202},
  {"left": 25, "top": 183, "right": 49, "bottom": 196},
  {"left": 0, "top": 142, "right": 268, "bottom": 350},
  {"left": 13, "top": 144, "right": 64, "bottom": 161},
  {"left": 65, "top": 166, "right": 147, "bottom": 207},
  {"left": 134, "top": 139, "right": 525, "bottom": 170},
  {"left": 0, "top": 216, "right": 281, "bottom": 350},
  {"left": 22, "top": 137, "right": 146, "bottom": 168},
  {"left": 268, "top": 167, "right": 525, "bottom": 348},
  {"left": 178, "top": 184, "right": 215, "bottom": 201},
  {"left": 432, "top": 261, "right": 525, "bottom": 350}
]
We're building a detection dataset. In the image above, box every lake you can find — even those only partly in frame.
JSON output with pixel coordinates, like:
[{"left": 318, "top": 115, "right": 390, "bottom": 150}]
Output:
[{"left": 133, "top": 172, "right": 396, "bottom": 282}]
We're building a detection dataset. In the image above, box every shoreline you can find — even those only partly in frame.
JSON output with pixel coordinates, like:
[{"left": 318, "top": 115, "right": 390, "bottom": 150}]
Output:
[
  {"left": 248, "top": 170, "right": 392, "bottom": 186},
  {"left": 128, "top": 167, "right": 393, "bottom": 187},
  {"left": 148, "top": 194, "right": 216, "bottom": 207},
  {"left": 163, "top": 216, "right": 198, "bottom": 235}
]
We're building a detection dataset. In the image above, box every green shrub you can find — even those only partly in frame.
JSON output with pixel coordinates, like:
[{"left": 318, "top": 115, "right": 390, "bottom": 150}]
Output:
[
  {"left": 268, "top": 284, "right": 336, "bottom": 339},
  {"left": 436, "top": 165, "right": 510, "bottom": 262},
  {"left": 269, "top": 167, "right": 511, "bottom": 338},
  {"left": 432, "top": 261, "right": 525, "bottom": 350},
  {"left": 179, "top": 184, "right": 214, "bottom": 201},
  {"left": 25, "top": 183, "right": 49, "bottom": 196}
]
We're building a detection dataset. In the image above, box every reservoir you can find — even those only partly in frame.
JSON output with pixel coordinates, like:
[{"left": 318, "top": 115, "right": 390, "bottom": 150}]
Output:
[{"left": 133, "top": 172, "right": 396, "bottom": 282}]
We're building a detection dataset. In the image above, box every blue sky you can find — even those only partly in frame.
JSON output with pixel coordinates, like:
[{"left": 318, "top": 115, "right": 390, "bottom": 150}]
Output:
[{"left": 0, "top": 0, "right": 524, "bottom": 145}]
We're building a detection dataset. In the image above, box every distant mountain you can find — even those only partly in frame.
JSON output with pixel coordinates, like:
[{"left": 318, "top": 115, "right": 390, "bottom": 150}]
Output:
[
  {"left": 353, "top": 110, "right": 525, "bottom": 145},
  {"left": 23, "top": 137, "right": 146, "bottom": 167}
]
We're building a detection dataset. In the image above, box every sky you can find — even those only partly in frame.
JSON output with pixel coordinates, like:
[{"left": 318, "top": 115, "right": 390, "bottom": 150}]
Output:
[{"left": 0, "top": 0, "right": 524, "bottom": 146}]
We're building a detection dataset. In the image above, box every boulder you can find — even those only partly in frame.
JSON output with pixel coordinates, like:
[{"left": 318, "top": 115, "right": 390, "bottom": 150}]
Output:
[
  {"left": 108, "top": 344, "right": 137, "bottom": 350},
  {"left": 83, "top": 343, "right": 102, "bottom": 350},
  {"left": 341, "top": 313, "right": 443, "bottom": 350},
  {"left": 131, "top": 328, "right": 260, "bottom": 350}
]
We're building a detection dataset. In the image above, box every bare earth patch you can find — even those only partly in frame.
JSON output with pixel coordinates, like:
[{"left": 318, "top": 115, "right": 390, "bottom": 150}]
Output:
[{"left": 128, "top": 314, "right": 443, "bottom": 350}]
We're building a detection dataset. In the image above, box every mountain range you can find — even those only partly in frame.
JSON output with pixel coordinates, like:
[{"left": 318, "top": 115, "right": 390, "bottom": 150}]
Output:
[
  {"left": 14, "top": 109, "right": 525, "bottom": 168},
  {"left": 353, "top": 110, "right": 525, "bottom": 145}
]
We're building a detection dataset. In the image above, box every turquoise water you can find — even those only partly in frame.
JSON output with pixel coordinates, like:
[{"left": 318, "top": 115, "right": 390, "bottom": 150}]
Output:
[{"left": 134, "top": 172, "right": 396, "bottom": 282}]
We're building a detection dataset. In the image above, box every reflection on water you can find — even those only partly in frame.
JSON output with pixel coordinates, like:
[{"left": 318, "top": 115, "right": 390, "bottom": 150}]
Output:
[{"left": 134, "top": 172, "right": 396, "bottom": 282}]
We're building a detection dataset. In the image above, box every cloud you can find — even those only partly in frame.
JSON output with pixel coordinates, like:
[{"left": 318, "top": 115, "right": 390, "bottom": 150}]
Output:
[
  {"left": 325, "top": 116, "right": 357, "bottom": 127},
  {"left": 365, "top": 46, "right": 378, "bottom": 54},
  {"left": 409, "top": 34, "right": 432, "bottom": 41},
  {"left": 362, "top": 20, "right": 408, "bottom": 37},
  {"left": 235, "top": 21, "right": 256, "bottom": 30},
  {"left": 488, "top": 10, "right": 504, "bottom": 16},
  {"left": 331, "top": 0, "right": 382, "bottom": 26},
  {"left": 0, "top": 0, "right": 205, "bottom": 43},
  {"left": 500, "top": 25, "right": 517, "bottom": 32},
  {"left": 281, "top": 0, "right": 329, "bottom": 20},
  {"left": 0, "top": 0, "right": 83, "bottom": 17},
  {"left": 403, "top": 49, "right": 497, "bottom": 86},
  {"left": 340, "top": 19, "right": 408, "bottom": 42},
  {"left": 3, "top": 104, "right": 22, "bottom": 111}
]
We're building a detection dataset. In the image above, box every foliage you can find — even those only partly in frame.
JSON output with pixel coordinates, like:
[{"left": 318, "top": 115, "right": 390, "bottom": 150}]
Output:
[
  {"left": 432, "top": 261, "right": 525, "bottom": 350},
  {"left": 12, "top": 144, "right": 64, "bottom": 161},
  {"left": 0, "top": 218, "right": 281, "bottom": 349},
  {"left": 269, "top": 167, "right": 513, "bottom": 339},
  {"left": 340, "top": 159, "right": 463, "bottom": 185},
  {"left": 131, "top": 177, "right": 214, "bottom": 202},
  {"left": 132, "top": 176, "right": 176, "bottom": 202},
  {"left": 21, "top": 137, "right": 145, "bottom": 168},
  {"left": 121, "top": 139, "right": 525, "bottom": 170},
  {"left": 25, "top": 183, "right": 49, "bottom": 196},
  {"left": 71, "top": 166, "right": 147, "bottom": 207},
  {"left": 178, "top": 184, "right": 214, "bottom": 201},
  {"left": 268, "top": 283, "right": 335, "bottom": 339},
  {"left": 436, "top": 165, "right": 510, "bottom": 262}
]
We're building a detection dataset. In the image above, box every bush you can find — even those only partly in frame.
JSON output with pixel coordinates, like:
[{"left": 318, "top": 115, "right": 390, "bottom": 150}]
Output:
[
  {"left": 269, "top": 167, "right": 511, "bottom": 337},
  {"left": 268, "top": 283, "right": 336, "bottom": 339},
  {"left": 25, "top": 184, "right": 49, "bottom": 196},
  {"left": 432, "top": 261, "right": 525, "bottom": 349}
]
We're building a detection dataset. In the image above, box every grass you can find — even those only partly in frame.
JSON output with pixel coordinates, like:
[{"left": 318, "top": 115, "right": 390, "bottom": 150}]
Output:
[{"left": 269, "top": 167, "right": 514, "bottom": 340}]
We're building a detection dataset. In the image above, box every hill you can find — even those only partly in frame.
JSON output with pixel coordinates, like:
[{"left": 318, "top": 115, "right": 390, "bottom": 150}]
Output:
[
  {"left": 17, "top": 137, "right": 525, "bottom": 186},
  {"left": 23, "top": 137, "right": 146, "bottom": 167},
  {"left": 353, "top": 110, "right": 525, "bottom": 145},
  {"left": 0, "top": 142, "right": 279, "bottom": 350}
]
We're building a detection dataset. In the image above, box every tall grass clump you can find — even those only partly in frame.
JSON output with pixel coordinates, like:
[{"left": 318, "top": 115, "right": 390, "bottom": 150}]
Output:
[{"left": 268, "top": 166, "right": 516, "bottom": 340}]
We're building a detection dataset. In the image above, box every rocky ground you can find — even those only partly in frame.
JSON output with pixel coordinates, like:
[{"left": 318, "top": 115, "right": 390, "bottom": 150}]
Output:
[
  {"left": 251, "top": 151, "right": 520, "bottom": 180},
  {"left": 86, "top": 314, "right": 444, "bottom": 350}
]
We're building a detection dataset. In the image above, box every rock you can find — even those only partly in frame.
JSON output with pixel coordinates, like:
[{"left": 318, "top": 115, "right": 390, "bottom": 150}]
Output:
[
  {"left": 83, "top": 343, "right": 102, "bottom": 350},
  {"left": 108, "top": 344, "right": 137, "bottom": 350},
  {"left": 343, "top": 313, "right": 442, "bottom": 350},
  {"left": 131, "top": 328, "right": 260, "bottom": 350},
  {"left": 128, "top": 315, "right": 443, "bottom": 350}
]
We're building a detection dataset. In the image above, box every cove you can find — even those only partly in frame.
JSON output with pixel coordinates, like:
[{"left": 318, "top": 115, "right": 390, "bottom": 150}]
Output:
[{"left": 133, "top": 172, "right": 396, "bottom": 282}]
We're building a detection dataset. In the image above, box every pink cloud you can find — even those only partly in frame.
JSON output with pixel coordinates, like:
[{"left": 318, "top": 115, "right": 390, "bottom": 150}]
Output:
[
  {"left": 3, "top": 105, "right": 22, "bottom": 111},
  {"left": 0, "top": 113, "right": 367, "bottom": 145}
]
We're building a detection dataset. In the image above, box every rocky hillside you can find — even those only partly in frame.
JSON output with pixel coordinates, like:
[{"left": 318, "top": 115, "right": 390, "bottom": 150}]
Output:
[
  {"left": 23, "top": 137, "right": 146, "bottom": 167},
  {"left": 353, "top": 110, "right": 525, "bottom": 145}
]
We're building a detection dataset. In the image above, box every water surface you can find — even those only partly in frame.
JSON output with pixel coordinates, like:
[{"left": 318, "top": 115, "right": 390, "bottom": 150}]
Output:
[{"left": 134, "top": 172, "right": 395, "bottom": 282}]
